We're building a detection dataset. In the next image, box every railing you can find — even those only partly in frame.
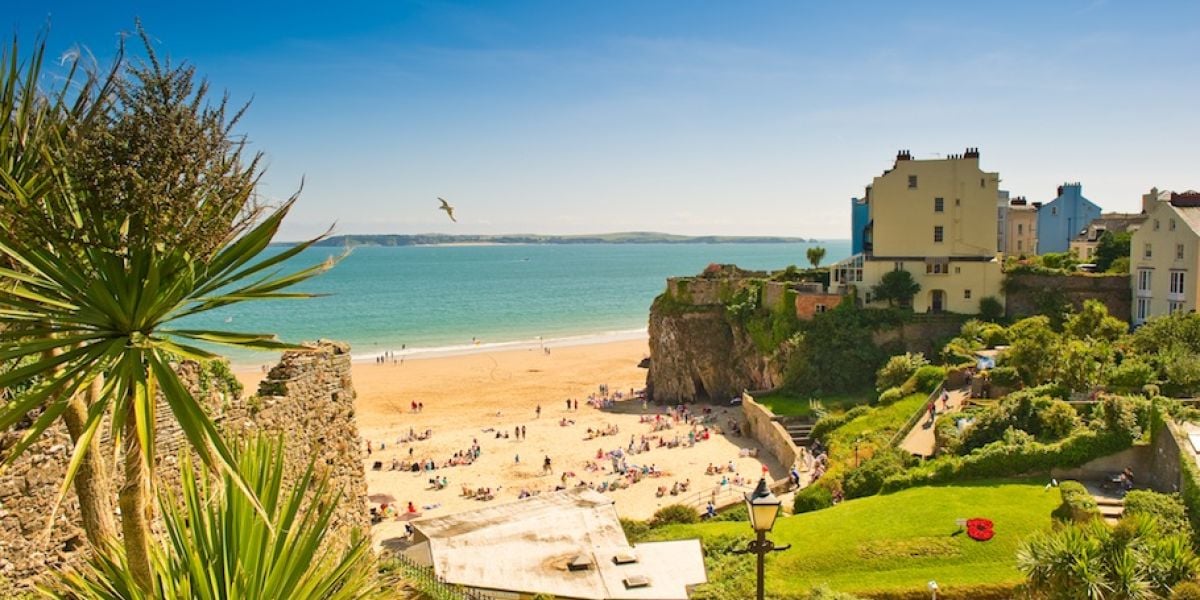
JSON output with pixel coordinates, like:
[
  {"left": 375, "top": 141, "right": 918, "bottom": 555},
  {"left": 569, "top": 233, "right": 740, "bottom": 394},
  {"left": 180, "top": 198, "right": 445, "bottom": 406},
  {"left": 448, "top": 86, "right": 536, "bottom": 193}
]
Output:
[
  {"left": 888, "top": 381, "right": 946, "bottom": 449},
  {"left": 680, "top": 483, "right": 755, "bottom": 513},
  {"left": 389, "top": 553, "right": 500, "bottom": 600}
]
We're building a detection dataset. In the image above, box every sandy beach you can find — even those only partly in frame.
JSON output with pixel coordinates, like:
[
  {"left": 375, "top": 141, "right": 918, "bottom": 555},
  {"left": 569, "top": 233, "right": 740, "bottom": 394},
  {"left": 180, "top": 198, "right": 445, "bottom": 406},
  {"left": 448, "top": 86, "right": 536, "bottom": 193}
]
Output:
[{"left": 236, "top": 338, "right": 783, "bottom": 546}]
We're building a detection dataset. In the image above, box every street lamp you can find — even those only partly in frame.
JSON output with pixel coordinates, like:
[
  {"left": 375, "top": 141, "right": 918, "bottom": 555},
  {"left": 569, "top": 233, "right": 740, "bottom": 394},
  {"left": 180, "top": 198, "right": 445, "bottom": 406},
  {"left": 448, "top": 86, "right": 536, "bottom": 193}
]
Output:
[{"left": 736, "top": 477, "right": 790, "bottom": 600}]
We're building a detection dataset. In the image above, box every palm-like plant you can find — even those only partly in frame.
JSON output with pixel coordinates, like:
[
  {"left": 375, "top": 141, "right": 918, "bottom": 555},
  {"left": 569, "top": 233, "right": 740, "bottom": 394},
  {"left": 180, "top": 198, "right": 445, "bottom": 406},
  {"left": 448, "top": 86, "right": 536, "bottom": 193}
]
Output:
[{"left": 46, "top": 436, "right": 381, "bottom": 599}]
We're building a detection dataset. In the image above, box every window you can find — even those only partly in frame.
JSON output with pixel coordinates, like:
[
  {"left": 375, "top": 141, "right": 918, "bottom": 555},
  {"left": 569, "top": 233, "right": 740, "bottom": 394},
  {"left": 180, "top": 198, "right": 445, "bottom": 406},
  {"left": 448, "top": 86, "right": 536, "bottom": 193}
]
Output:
[
  {"left": 815, "top": 304, "right": 828, "bottom": 314},
  {"left": 1138, "top": 268, "right": 1152, "bottom": 292},
  {"left": 934, "top": 226, "right": 944, "bottom": 243},
  {"left": 925, "top": 260, "right": 949, "bottom": 275},
  {"left": 964, "top": 289, "right": 972, "bottom": 299},
  {"left": 955, "top": 266, "right": 961, "bottom": 274},
  {"left": 865, "top": 292, "right": 872, "bottom": 303},
  {"left": 1137, "top": 298, "right": 1150, "bottom": 322},
  {"left": 955, "top": 198, "right": 961, "bottom": 206},
  {"left": 934, "top": 197, "right": 944, "bottom": 212},
  {"left": 1145, "top": 243, "right": 1153, "bottom": 259},
  {"left": 1171, "top": 271, "right": 1185, "bottom": 295},
  {"left": 1017, "top": 223, "right": 1024, "bottom": 235},
  {"left": 1170, "top": 301, "right": 1186, "bottom": 314},
  {"left": 980, "top": 178, "right": 985, "bottom": 188},
  {"left": 1155, "top": 220, "right": 1160, "bottom": 231},
  {"left": 1179, "top": 244, "right": 1186, "bottom": 260},
  {"left": 1017, "top": 240, "right": 1023, "bottom": 252},
  {"left": 908, "top": 175, "right": 918, "bottom": 189},
  {"left": 1171, "top": 219, "right": 1177, "bottom": 231},
  {"left": 893, "top": 261, "right": 904, "bottom": 271},
  {"left": 1052, "top": 207, "right": 1058, "bottom": 216}
]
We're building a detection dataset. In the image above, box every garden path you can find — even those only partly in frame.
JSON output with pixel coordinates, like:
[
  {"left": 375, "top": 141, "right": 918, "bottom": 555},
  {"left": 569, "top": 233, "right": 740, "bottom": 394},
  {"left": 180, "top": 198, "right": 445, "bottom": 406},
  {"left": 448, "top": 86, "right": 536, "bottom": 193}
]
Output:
[{"left": 899, "top": 388, "right": 968, "bottom": 458}]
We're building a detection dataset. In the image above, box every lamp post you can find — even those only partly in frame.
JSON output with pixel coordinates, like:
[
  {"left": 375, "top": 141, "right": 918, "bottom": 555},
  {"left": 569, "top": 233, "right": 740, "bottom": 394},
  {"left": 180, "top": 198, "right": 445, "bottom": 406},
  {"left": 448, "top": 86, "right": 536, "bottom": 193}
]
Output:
[{"left": 735, "top": 477, "right": 791, "bottom": 600}]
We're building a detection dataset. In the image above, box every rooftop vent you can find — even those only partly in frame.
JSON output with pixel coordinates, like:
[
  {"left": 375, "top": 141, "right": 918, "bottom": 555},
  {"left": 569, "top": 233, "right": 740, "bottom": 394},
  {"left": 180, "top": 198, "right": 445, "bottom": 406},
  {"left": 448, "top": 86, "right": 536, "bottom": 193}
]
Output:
[
  {"left": 623, "top": 575, "right": 651, "bottom": 589},
  {"left": 567, "top": 555, "right": 592, "bottom": 571},
  {"left": 612, "top": 551, "right": 639, "bottom": 565}
]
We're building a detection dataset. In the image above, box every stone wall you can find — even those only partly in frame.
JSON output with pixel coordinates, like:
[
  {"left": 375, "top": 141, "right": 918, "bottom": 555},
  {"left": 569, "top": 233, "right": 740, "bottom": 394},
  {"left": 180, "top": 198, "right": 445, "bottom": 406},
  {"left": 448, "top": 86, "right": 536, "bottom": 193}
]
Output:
[
  {"left": 740, "top": 393, "right": 798, "bottom": 470},
  {"left": 1005, "top": 273, "right": 1131, "bottom": 322},
  {"left": 1050, "top": 445, "right": 1152, "bottom": 483},
  {"left": 0, "top": 341, "right": 366, "bottom": 591},
  {"left": 870, "top": 314, "right": 970, "bottom": 356}
]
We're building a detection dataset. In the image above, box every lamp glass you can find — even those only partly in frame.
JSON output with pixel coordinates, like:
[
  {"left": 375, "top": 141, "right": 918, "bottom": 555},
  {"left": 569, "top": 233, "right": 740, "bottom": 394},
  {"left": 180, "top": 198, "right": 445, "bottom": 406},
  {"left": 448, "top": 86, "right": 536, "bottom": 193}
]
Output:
[{"left": 745, "top": 478, "right": 781, "bottom": 532}]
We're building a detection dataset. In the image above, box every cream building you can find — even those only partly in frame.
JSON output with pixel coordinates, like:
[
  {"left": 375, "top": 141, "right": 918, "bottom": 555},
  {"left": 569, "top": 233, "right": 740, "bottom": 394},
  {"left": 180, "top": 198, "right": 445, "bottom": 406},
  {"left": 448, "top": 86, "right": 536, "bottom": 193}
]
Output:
[
  {"left": 833, "top": 148, "right": 1004, "bottom": 314},
  {"left": 1131, "top": 191, "right": 1200, "bottom": 325},
  {"left": 1069, "top": 213, "right": 1145, "bottom": 263},
  {"left": 1005, "top": 197, "right": 1038, "bottom": 257}
]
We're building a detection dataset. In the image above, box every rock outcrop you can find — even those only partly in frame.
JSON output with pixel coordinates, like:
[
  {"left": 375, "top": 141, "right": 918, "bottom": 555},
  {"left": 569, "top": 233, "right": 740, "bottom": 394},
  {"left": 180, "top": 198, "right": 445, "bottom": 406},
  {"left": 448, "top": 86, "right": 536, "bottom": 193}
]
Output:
[
  {"left": 0, "top": 341, "right": 366, "bottom": 592},
  {"left": 647, "top": 305, "right": 782, "bottom": 403}
]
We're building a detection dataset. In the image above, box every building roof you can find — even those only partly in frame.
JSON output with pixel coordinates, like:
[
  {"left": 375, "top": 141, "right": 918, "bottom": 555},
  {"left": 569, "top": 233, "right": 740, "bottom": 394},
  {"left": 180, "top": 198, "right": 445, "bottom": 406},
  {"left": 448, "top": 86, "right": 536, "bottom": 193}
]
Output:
[
  {"left": 405, "top": 488, "right": 708, "bottom": 600},
  {"left": 1073, "top": 213, "right": 1147, "bottom": 241},
  {"left": 1171, "top": 204, "right": 1200, "bottom": 236}
]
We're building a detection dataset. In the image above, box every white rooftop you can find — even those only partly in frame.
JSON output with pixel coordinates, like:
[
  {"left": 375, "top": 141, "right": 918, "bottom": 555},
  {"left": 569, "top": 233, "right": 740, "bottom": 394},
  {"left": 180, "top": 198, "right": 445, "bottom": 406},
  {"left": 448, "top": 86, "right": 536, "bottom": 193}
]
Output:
[{"left": 405, "top": 488, "right": 707, "bottom": 600}]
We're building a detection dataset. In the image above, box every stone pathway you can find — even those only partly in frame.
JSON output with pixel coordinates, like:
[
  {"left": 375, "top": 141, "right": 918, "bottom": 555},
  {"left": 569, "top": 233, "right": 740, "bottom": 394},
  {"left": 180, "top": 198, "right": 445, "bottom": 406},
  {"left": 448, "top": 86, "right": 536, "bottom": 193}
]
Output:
[{"left": 899, "top": 388, "right": 969, "bottom": 458}]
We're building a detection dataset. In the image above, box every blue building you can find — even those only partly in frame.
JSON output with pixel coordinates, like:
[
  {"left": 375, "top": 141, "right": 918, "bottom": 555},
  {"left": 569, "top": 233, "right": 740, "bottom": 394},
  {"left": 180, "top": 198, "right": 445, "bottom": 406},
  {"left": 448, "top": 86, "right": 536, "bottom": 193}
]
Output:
[
  {"left": 850, "top": 195, "right": 871, "bottom": 254},
  {"left": 1036, "top": 183, "right": 1101, "bottom": 254}
]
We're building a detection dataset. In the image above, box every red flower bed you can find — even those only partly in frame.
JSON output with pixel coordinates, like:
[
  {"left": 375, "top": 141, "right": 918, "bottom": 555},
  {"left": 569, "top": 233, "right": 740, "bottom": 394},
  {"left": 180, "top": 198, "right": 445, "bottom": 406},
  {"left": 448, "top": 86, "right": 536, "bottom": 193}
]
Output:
[{"left": 966, "top": 518, "right": 994, "bottom": 541}]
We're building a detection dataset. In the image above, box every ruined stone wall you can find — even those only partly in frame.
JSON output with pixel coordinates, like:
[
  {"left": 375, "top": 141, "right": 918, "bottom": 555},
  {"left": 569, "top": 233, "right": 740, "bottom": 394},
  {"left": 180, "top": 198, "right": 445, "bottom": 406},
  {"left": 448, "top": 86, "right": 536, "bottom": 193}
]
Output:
[
  {"left": 870, "top": 314, "right": 970, "bottom": 356},
  {"left": 1005, "top": 273, "right": 1131, "bottom": 322},
  {"left": 0, "top": 341, "right": 366, "bottom": 591}
]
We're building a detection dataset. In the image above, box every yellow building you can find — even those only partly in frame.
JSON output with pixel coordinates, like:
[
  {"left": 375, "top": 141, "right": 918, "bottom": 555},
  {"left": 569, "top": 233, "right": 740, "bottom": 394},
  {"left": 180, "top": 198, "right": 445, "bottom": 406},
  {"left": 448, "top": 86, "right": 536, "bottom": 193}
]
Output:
[
  {"left": 1004, "top": 197, "right": 1038, "bottom": 257},
  {"left": 1131, "top": 191, "right": 1200, "bottom": 325},
  {"left": 833, "top": 149, "right": 1004, "bottom": 314},
  {"left": 1069, "top": 213, "right": 1145, "bottom": 264}
]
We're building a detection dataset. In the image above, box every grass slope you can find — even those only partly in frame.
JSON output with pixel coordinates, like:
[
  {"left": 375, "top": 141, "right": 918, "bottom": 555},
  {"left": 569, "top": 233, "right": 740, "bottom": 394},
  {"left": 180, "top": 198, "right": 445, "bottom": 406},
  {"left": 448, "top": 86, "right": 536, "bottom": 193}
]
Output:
[
  {"left": 648, "top": 479, "right": 1057, "bottom": 597},
  {"left": 755, "top": 391, "right": 869, "bottom": 418}
]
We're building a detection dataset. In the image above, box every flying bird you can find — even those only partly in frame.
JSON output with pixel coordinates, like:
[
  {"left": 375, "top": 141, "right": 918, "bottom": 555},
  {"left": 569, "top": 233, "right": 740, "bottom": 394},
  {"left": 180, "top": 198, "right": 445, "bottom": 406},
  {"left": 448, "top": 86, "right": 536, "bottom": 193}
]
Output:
[{"left": 438, "top": 197, "right": 457, "bottom": 222}]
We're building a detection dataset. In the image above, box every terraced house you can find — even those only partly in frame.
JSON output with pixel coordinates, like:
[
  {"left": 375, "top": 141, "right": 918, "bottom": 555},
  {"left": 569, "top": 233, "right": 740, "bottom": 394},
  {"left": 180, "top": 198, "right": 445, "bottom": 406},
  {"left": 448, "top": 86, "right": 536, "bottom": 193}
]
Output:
[
  {"left": 834, "top": 149, "right": 1004, "bottom": 314},
  {"left": 1131, "top": 190, "right": 1200, "bottom": 325}
]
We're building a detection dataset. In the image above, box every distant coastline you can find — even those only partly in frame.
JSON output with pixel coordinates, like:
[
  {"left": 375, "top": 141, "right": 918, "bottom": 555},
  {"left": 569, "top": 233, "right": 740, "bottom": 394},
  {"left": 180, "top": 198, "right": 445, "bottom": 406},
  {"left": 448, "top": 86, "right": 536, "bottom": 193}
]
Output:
[{"left": 277, "top": 232, "right": 828, "bottom": 247}]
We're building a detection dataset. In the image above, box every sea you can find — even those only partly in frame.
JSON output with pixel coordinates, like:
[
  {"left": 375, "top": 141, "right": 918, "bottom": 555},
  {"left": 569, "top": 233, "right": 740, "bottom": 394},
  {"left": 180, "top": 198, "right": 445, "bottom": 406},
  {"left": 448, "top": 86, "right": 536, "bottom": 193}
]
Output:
[{"left": 180, "top": 241, "right": 851, "bottom": 366}]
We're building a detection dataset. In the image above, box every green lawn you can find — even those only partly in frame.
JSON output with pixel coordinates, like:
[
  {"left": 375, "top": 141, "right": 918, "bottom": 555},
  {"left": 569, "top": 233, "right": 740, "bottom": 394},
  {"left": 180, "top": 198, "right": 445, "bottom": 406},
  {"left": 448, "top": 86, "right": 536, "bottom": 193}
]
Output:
[
  {"left": 755, "top": 391, "right": 870, "bottom": 418},
  {"left": 829, "top": 392, "right": 927, "bottom": 449},
  {"left": 647, "top": 479, "right": 1058, "bottom": 598}
]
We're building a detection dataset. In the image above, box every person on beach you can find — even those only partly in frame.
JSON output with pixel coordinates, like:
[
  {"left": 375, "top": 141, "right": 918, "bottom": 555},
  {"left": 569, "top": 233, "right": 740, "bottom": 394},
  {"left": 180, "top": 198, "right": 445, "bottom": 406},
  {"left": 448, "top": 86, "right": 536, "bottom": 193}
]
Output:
[
  {"left": 521, "top": 425, "right": 526, "bottom": 439},
  {"left": 536, "top": 405, "right": 541, "bottom": 418},
  {"left": 543, "top": 455, "right": 552, "bottom": 474}
]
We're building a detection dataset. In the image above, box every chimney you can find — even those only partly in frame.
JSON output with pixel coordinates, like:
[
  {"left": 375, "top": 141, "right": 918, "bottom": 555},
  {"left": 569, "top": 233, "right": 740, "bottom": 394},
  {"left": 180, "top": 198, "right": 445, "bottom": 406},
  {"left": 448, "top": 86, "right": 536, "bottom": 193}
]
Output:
[
  {"left": 1056, "top": 185, "right": 1064, "bottom": 197},
  {"left": 964, "top": 147, "right": 979, "bottom": 158},
  {"left": 1032, "top": 202, "right": 1043, "bottom": 209}
]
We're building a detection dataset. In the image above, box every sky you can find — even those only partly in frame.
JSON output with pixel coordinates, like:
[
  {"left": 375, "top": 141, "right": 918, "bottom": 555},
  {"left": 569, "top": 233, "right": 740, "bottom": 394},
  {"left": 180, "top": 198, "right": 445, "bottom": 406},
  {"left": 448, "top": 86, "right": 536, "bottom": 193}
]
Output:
[{"left": 8, "top": 1, "right": 1200, "bottom": 241}]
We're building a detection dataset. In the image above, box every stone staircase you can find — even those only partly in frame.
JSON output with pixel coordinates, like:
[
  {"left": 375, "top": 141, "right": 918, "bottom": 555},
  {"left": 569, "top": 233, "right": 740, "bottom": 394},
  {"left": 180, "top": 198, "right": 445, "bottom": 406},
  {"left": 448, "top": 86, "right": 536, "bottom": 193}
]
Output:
[
  {"left": 1097, "top": 496, "right": 1125, "bottom": 525},
  {"left": 782, "top": 418, "right": 815, "bottom": 448}
]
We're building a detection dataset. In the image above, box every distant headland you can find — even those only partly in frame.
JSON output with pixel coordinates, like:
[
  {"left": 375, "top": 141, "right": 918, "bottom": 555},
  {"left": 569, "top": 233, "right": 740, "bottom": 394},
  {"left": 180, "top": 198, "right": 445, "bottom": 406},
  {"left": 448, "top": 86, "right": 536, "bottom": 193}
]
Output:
[{"left": 291, "top": 232, "right": 820, "bottom": 247}]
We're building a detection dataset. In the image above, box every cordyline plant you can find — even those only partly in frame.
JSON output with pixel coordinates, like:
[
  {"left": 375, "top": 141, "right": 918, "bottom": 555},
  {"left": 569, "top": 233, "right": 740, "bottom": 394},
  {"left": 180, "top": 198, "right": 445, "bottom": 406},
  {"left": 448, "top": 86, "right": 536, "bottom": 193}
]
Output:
[
  {"left": 46, "top": 436, "right": 381, "bottom": 599},
  {"left": 0, "top": 30, "right": 336, "bottom": 592}
]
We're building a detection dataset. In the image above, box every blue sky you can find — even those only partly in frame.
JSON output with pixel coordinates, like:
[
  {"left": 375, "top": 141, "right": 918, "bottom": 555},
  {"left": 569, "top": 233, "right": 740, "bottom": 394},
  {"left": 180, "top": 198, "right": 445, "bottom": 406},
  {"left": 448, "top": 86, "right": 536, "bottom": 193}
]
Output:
[{"left": 10, "top": 1, "right": 1200, "bottom": 240}]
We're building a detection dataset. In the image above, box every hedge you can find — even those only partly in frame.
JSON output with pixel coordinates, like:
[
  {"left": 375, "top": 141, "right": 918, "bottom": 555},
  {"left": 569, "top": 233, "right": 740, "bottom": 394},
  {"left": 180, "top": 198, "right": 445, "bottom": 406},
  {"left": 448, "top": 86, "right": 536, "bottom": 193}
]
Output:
[
  {"left": 880, "top": 428, "right": 1133, "bottom": 493},
  {"left": 1051, "top": 480, "right": 1099, "bottom": 523},
  {"left": 793, "top": 483, "right": 834, "bottom": 514},
  {"left": 811, "top": 406, "right": 870, "bottom": 443},
  {"left": 847, "top": 582, "right": 1019, "bottom": 600},
  {"left": 1123, "top": 490, "right": 1191, "bottom": 536}
]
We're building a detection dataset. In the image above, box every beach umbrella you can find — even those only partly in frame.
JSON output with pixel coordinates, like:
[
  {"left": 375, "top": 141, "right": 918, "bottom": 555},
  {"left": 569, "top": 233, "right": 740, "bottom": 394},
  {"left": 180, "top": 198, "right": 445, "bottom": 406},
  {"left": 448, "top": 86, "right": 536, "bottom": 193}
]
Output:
[{"left": 368, "top": 493, "right": 397, "bottom": 504}]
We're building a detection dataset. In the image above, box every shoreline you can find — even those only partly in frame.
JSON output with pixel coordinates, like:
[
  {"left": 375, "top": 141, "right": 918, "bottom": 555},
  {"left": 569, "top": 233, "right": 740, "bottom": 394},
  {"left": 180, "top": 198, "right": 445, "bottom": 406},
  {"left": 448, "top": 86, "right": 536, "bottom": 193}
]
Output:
[{"left": 230, "top": 327, "right": 649, "bottom": 369}]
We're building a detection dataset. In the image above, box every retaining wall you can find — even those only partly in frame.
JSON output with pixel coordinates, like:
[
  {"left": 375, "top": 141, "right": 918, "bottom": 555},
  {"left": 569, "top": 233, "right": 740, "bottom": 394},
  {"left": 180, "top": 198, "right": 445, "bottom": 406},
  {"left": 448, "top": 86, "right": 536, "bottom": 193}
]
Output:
[
  {"left": 740, "top": 393, "right": 798, "bottom": 470},
  {"left": 1005, "top": 273, "right": 1131, "bottom": 322}
]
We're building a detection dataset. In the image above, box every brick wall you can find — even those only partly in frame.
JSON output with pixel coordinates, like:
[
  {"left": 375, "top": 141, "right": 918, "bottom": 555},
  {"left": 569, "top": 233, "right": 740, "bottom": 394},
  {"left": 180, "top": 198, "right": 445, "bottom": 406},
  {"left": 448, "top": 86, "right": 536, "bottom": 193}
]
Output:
[{"left": 1005, "top": 273, "right": 1131, "bottom": 322}]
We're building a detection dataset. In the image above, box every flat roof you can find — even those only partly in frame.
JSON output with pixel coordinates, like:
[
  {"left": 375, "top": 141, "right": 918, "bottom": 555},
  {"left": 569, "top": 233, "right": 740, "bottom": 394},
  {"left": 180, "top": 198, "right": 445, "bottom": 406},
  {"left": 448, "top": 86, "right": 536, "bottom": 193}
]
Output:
[{"left": 406, "top": 488, "right": 707, "bottom": 599}]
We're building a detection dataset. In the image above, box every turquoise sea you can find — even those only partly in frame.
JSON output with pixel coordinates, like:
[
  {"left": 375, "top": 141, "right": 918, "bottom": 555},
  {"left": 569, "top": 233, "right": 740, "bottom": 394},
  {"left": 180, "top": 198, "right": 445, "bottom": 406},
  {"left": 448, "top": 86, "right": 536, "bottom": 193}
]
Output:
[{"left": 182, "top": 241, "right": 850, "bottom": 365}]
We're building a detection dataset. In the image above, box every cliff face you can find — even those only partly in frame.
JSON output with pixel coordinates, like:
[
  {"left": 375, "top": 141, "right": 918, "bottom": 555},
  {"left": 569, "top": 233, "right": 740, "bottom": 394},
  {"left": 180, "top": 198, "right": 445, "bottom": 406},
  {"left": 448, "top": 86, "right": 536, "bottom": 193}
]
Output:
[{"left": 647, "top": 305, "right": 782, "bottom": 403}]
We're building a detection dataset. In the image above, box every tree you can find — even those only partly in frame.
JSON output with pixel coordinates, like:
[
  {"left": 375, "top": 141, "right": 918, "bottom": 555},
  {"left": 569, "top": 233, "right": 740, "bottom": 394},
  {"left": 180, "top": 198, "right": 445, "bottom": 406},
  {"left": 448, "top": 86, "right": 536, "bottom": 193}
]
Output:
[
  {"left": 806, "top": 246, "right": 826, "bottom": 269},
  {"left": 1094, "top": 230, "right": 1132, "bottom": 273},
  {"left": 870, "top": 269, "right": 920, "bottom": 307},
  {"left": 875, "top": 352, "right": 929, "bottom": 392},
  {"left": 1002, "top": 316, "right": 1062, "bottom": 386},
  {"left": 0, "top": 31, "right": 333, "bottom": 591},
  {"left": 47, "top": 436, "right": 381, "bottom": 599},
  {"left": 1065, "top": 299, "right": 1128, "bottom": 342},
  {"left": 978, "top": 296, "right": 1004, "bottom": 322}
]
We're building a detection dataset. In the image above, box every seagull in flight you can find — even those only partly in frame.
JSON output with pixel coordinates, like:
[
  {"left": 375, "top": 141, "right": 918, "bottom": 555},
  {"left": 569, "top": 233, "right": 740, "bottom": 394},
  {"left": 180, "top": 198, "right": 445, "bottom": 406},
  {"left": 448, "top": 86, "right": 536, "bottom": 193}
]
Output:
[{"left": 438, "top": 197, "right": 457, "bottom": 222}]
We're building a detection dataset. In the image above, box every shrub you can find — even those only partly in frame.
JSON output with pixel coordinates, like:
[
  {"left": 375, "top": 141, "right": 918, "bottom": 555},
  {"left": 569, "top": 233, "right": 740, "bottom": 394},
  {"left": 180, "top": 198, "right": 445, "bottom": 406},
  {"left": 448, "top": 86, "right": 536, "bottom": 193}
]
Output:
[
  {"left": 1051, "top": 480, "right": 1099, "bottom": 523},
  {"left": 620, "top": 517, "right": 651, "bottom": 542},
  {"left": 651, "top": 504, "right": 699, "bottom": 526},
  {"left": 1124, "top": 490, "right": 1192, "bottom": 538},
  {"left": 933, "top": 413, "right": 961, "bottom": 455},
  {"left": 987, "top": 366, "right": 1021, "bottom": 389},
  {"left": 978, "top": 296, "right": 1004, "bottom": 322},
  {"left": 1172, "top": 582, "right": 1200, "bottom": 600},
  {"left": 793, "top": 483, "right": 834, "bottom": 514},
  {"left": 1038, "top": 400, "right": 1081, "bottom": 440},
  {"left": 904, "top": 365, "right": 946, "bottom": 394},
  {"left": 1109, "top": 358, "right": 1155, "bottom": 390},
  {"left": 877, "top": 386, "right": 905, "bottom": 405},
  {"left": 843, "top": 448, "right": 912, "bottom": 499},
  {"left": 875, "top": 352, "right": 929, "bottom": 392},
  {"left": 709, "top": 503, "right": 748, "bottom": 522},
  {"left": 805, "top": 585, "right": 866, "bottom": 600}
]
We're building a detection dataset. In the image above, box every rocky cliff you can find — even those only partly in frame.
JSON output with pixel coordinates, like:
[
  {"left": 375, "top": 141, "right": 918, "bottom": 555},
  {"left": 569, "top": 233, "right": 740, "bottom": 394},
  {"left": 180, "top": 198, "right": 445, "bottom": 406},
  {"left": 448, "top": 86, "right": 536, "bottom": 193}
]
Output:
[{"left": 647, "top": 303, "right": 783, "bottom": 403}]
